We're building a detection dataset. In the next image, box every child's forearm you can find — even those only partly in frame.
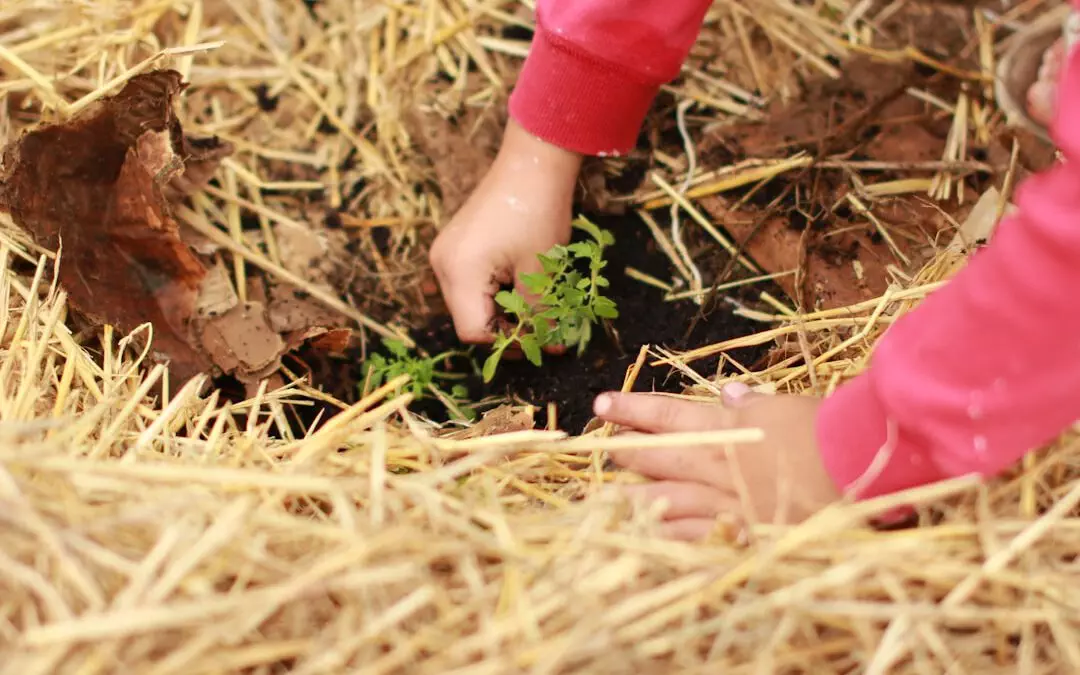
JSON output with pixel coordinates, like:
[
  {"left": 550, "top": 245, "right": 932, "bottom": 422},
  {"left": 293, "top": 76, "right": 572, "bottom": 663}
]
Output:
[
  {"left": 817, "top": 43, "right": 1080, "bottom": 499},
  {"left": 509, "top": 0, "right": 714, "bottom": 156}
]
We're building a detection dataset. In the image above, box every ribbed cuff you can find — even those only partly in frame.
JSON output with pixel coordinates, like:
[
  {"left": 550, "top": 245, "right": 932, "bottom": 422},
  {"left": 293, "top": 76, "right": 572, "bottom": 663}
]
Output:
[
  {"left": 815, "top": 374, "right": 946, "bottom": 500},
  {"left": 508, "top": 24, "right": 658, "bottom": 157}
]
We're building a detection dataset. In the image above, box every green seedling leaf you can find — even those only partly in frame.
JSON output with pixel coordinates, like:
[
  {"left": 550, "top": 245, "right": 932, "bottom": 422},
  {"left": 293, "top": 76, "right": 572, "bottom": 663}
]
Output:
[
  {"left": 518, "top": 334, "right": 542, "bottom": 366},
  {"left": 562, "top": 287, "right": 586, "bottom": 306},
  {"left": 567, "top": 241, "right": 594, "bottom": 258},
  {"left": 578, "top": 322, "right": 592, "bottom": 355},
  {"left": 520, "top": 272, "right": 550, "bottom": 295},
  {"left": 538, "top": 253, "right": 562, "bottom": 275},
  {"left": 495, "top": 290, "right": 529, "bottom": 316},
  {"left": 482, "top": 349, "right": 502, "bottom": 382},
  {"left": 571, "top": 215, "right": 604, "bottom": 243},
  {"left": 385, "top": 339, "right": 410, "bottom": 358},
  {"left": 360, "top": 340, "right": 479, "bottom": 420},
  {"left": 594, "top": 296, "right": 619, "bottom": 318},
  {"left": 531, "top": 316, "right": 551, "bottom": 342}
]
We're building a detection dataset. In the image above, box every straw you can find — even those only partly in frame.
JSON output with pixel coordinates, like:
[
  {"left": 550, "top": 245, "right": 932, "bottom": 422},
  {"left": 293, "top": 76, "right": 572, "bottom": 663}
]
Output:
[{"left": 1, "top": 0, "right": 1078, "bottom": 672}]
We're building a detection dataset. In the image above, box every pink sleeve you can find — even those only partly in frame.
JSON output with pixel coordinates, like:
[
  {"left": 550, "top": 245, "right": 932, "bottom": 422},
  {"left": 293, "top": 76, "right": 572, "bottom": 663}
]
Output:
[
  {"left": 509, "top": 0, "right": 713, "bottom": 156},
  {"left": 816, "top": 38, "right": 1080, "bottom": 500}
]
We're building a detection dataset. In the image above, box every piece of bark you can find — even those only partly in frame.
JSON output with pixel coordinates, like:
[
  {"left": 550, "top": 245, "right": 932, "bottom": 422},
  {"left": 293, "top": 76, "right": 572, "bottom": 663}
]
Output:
[{"left": 0, "top": 70, "right": 232, "bottom": 382}]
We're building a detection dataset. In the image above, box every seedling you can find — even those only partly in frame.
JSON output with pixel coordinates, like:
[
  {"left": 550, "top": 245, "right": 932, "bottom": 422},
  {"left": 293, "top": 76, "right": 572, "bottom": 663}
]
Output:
[
  {"left": 482, "top": 216, "right": 619, "bottom": 382},
  {"left": 362, "top": 339, "right": 476, "bottom": 421}
]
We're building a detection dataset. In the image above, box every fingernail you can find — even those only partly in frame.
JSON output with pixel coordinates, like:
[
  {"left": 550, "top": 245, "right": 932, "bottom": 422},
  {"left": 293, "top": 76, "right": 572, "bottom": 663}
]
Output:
[
  {"left": 593, "top": 393, "right": 613, "bottom": 416},
  {"left": 722, "top": 381, "right": 751, "bottom": 402}
]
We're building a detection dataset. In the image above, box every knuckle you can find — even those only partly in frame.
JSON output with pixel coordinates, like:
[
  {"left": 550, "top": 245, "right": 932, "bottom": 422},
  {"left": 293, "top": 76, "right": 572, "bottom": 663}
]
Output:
[{"left": 655, "top": 400, "right": 684, "bottom": 430}]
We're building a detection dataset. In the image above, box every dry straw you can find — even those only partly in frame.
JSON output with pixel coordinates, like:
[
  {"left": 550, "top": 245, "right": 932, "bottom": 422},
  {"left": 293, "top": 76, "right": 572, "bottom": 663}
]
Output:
[{"left": 2, "top": 0, "right": 1080, "bottom": 672}]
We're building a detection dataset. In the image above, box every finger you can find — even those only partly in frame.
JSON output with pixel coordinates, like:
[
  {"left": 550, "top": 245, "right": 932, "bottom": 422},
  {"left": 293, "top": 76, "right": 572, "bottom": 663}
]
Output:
[
  {"left": 1027, "top": 81, "right": 1058, "bottom": 127},
  {"left": 609, "top": 445, "right": 730, "bottom": 485},
  {"left": 621, "top": 481, "right": 735, "bottom": 520},
  {"left": 593, "top": 392, "right": 732, "bottom": 434},
  {"left": 433, "top": 264, "right": 500, "bottom": 344}
]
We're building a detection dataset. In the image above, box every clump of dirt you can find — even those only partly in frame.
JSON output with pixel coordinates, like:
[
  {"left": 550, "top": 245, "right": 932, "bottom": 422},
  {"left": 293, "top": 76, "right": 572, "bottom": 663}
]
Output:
[{"left": 299, "top": 211, "right": 770, "bottom": 433}]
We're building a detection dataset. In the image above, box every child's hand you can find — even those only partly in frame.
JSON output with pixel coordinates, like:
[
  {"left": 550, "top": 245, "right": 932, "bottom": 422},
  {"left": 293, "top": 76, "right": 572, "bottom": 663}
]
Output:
[
  {"left": 593, "top": 384, "right": 842, "bottom": 540},
  {"left": 429, "top": 119, "right": 583, "bottom": 344}
]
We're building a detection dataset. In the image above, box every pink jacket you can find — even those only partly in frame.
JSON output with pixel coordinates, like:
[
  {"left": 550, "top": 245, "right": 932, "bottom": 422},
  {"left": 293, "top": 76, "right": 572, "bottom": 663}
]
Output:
[{"left": 511, "top": 0, "right": 1080, "bottom": 499}]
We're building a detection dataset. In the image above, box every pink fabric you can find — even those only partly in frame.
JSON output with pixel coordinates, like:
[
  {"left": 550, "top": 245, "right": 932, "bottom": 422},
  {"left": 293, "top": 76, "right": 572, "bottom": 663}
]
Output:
[
  {"left": 509, "top": 0, "right": 713, "bottom": 155},
  {"left": 818, "top": 35, "right": 1080, "bottom": 499}
]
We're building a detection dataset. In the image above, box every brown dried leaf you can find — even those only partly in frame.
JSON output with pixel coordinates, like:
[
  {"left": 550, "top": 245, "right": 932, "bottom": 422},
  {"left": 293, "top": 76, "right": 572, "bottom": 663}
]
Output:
[
  {"left": 274, "top": 222, "right": 352, "bottom": 289},
  {"left": 266, "top": 282, "right": 347, "bottom": 334},
  {"left": 197, "top": 301, "right": 286, "bottom": 377},
  {"left": 284, "top": 326, "right": 352, "bottom": 354},
  {"left": 166, "top": 135, "right": 233, "bottom": 199},
  {"left": 195, "top": 260, "right": 240, "bottom": 318},
  {"left": 0, "top": 70, "right": 232, "bottom": 382},
  {"left": 445, "top": 405, "right": 535, "bottom": 440}
]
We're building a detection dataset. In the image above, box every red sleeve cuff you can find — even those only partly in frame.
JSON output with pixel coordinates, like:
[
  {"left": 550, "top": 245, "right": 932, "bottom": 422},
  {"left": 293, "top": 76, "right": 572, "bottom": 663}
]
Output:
[
  {"left": 815, "top": 374, "right": 948, "bottom": 500},
  {"left": 508, "top": 24, "right": 658, "bottom": 157}
]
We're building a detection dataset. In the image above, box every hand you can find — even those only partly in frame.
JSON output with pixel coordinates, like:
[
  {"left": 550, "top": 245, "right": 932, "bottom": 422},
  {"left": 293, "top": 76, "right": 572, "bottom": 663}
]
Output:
[
  {"left": 593, "top": 383, "right": 842, "bottom": 540},
  {"left": 429, "top": 119, "right": 583, "bottom": 344}
]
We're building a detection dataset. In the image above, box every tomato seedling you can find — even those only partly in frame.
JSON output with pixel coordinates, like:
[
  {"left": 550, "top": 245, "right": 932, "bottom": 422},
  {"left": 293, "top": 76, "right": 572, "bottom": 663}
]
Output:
[
  {"left": 362, "top": 339, "right": 477, "bottom": 421},
  {"left": 482, "top": 216, "right": 619, "bottom": 382}
]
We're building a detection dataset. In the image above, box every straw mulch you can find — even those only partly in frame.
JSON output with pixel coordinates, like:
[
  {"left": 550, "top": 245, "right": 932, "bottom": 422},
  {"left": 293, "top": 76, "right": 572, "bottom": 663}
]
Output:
[{"left": 2, "top": 1, "right": 1080, "bottom": 673}]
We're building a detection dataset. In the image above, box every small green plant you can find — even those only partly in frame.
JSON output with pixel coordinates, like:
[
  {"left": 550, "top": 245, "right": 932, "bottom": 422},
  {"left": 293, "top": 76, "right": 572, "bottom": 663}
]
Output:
[
  {"left": 482, "top": 216, "right": 619, "bottom": 382},
  {"left": 362, "top": 339, "right": 476, "bottom": 421}
]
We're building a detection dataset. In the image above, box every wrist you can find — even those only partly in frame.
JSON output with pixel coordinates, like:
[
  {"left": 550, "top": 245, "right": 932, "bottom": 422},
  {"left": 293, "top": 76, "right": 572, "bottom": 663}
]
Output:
[{"left": 495, "top": 118, "right": 583, "bottom": 189}]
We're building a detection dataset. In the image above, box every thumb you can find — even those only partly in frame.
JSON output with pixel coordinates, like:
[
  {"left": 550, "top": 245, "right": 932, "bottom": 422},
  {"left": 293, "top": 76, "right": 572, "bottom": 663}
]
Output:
[{"left": 592, "top": 392, "right": 727, "bottom": 433}]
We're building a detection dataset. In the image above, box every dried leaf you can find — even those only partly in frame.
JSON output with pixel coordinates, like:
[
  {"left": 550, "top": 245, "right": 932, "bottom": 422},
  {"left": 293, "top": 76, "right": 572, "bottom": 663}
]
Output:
[
  {"left": 284, "top": 326, "right": 352, "bottom": 354},
  {"left": 445, "top": 405, "right": 535, "bottom": 440},
  {"left": 0, "top": 70, "right": 233, "bottom": 383},
  {"left": 197, "top": 301, "right": 286, "bottom": 377},
  {"left": 273, "top": 222, "right": 352, "bottom": 288},
  {"left": 266, "top": 281, "right": 347, "bottom": 334},
  {"left": 166, "top": 135, "right": 233, "bottom": 199},
  {"left": 195, "top": 260, "right": 240, "bottom": 318}
]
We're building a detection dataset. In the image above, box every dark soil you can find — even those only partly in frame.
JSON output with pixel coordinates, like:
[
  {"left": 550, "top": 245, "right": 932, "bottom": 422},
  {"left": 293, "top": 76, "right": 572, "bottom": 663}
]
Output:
[{"left": 295, "top": 209, "right": 770, "bottom": 434}]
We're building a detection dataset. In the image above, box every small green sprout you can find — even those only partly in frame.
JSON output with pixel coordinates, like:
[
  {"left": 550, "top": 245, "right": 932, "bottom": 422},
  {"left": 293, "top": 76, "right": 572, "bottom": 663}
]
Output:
[
  {"left": 482, "top": 216, "right": 619, "bottom": 382},
  {"left": 362, "top": 339, "right": 476, "bottom": 421}
]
